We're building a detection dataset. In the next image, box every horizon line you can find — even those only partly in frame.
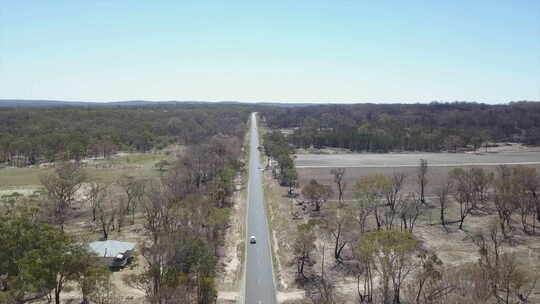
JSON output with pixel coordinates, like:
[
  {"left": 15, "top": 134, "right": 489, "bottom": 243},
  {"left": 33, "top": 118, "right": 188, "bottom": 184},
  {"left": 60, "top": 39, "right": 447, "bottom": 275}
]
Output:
[{"left": 1, "top": 98, "right": 539, "bottom": 105}]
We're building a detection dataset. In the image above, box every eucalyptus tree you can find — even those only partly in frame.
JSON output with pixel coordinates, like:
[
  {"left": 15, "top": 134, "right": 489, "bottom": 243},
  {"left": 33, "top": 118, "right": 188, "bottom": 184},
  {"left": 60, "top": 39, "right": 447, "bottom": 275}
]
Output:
[{"left": 40, "top": 162, "right": 87, "bottom": 230}]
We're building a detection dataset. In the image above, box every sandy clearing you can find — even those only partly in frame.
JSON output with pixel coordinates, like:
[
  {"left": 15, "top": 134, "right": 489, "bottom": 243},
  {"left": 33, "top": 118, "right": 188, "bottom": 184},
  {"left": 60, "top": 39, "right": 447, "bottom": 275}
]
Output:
[
  {"left": 277, "top": 290, "right": 305, "bottom": 302},
  {"left": 217, "top": 291, "right": 239, "bottom": 303},
  {"left": 215, "top": 177, "right": 245, "bottom": 292}
]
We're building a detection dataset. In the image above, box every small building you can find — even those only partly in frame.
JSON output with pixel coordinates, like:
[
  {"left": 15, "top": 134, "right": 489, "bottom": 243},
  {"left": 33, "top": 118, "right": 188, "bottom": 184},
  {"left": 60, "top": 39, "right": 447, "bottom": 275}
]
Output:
[{"left": 88, "top": 240, "right": 135, "bottom": 270}]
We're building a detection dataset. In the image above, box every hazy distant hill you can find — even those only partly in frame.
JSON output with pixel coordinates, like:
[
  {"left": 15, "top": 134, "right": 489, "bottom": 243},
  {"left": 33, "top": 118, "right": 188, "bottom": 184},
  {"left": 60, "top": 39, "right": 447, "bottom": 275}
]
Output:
[
  {"left": 0, "top": 99, "right": 211, "bottom": 107},
  {"left": 0, "top": 99, "right": 319, "bottom": 107}
]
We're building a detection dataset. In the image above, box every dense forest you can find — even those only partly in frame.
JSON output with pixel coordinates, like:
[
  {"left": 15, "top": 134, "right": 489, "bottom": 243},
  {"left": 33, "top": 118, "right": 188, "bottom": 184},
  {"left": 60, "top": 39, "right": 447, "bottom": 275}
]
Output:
[
  {"left": 0, "top": 105, "right": 252, "bottom": 166},
  {"left": 260, "top": 102, "right": 540, "bottom": 152}
]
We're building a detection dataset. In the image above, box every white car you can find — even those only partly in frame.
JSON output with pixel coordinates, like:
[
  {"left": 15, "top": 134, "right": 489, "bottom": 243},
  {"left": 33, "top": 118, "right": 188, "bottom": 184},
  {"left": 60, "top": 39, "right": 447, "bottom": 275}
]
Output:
[{"left": 250, "top": 236, "right": 257, "bottom": 244}]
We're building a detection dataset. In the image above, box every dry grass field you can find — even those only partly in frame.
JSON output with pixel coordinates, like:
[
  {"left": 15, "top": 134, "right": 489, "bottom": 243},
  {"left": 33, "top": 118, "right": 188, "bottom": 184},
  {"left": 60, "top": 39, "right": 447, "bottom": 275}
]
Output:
[
  {"left": 0, "top": 151, "right": 176, "bottom": 195},
  {"left": 295, "top": 149, "right": 540, "bottom": 201},
  {"left": 295, "top": 149, "right": 540, "bottom": 168},
  {"left": 297, "top": 164, "right": 540, "bottom": 201}
]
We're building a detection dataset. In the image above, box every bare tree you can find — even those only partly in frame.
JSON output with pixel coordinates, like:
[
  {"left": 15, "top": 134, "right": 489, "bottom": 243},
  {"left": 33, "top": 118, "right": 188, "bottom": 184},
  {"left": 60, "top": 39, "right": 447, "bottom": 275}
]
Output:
[
  {"left": 383, "top": 172, "right": 407, "bottom": 230},
  {"left": 116, "top": 198, "right": 127, "bottom": 232},
  {"left": 493, "top": 166, "right": 516, "bottom": 237},
  {"left": 417, "top": 159, "right": 429, "bottom": 205},
  {"left": 353, "top": 191, "right": 377, "bottom": 233},
  {"left": 435, "top": 179, "right": 451, "bottom": 230},
  {"left": 293, "top": 222, "right": 316, "bottom": 279},
  {"left": 321, "top": 205, "right": 355, "bottom": 264},
  {"left": 472, "top": 221, "right": 538, "bottom": 303},
  {"left": 87, "top": 182, "right": 107, "bottom": 222},
  {"left": 96, "top": 197, "right": 116, "bottom": 240},
  {"left": 353, "top": 243, "right": 374, "bottom": 303},
  {"left": 40, "top": 162, "right": 87, "bottom": 230},
  {"left": 405, "top": 250, "right": 455, "bottom": 304},
  {"left": 522, "top": 168, "right": 540, "bottom": 231},
  {"left": 399, "top": 193, "right": 422, "bottom": 233},
  {"left": 330, "top": 168, "right": 347, "bottom": 204},
  {"left": 358, "top": 230, "right": 420, "bottom": 304},
  {"left": 449, "top": 168, "right": 474, "bottom": 230},
  {"left": 117, "top": 175, "right": 147, "bottom": 225},
  {"left": 353, "top": 174, "right": 389, "bottom": 230},
  {"left": 470, "top": 168, "right": 493, "bottom": 210},
  {"left": 511, "top": 167, "right": 539, "bottom": 234},
  {"left": 386, "top": 172, "right": 406, "bottom": 208},
  {"left": 142, "top": 182, "right": 178, "bottom": 243},
  {"left": 310, "top": 244, "right": 335, "bottom": 304}
]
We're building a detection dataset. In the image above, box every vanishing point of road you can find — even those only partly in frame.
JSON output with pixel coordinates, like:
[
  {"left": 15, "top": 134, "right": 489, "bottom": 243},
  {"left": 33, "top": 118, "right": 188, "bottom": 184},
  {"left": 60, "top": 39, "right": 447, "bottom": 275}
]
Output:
[{"left": 243, "top": 113, "right": 277, "bottom": 304}]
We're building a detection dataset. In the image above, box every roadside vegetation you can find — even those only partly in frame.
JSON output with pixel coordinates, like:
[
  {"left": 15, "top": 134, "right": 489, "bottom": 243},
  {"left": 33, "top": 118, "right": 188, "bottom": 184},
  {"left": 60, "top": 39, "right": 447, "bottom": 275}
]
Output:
[{"left": 262, "top": 130, "right": 298, "bottom": 196}]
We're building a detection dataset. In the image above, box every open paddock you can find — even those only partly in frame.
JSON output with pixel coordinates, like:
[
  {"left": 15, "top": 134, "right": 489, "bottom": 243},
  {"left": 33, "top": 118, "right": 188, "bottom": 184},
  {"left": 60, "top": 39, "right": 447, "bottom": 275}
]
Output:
[
  {"left": 295, "top": 150, "right": 540, "bottom": 168},
  {"left": 295, "top": 151, "right": 540, "bottom": 200}
]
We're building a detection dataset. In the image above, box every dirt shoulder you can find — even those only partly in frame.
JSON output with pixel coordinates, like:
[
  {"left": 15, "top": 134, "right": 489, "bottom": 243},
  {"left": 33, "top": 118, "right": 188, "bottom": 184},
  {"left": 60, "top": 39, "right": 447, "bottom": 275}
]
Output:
[
  {"left": 215, "top": 119, "right": 250, "bottom": 303},
  {"left": 215, "top": 175, "right": 247, "bottom": 302}
]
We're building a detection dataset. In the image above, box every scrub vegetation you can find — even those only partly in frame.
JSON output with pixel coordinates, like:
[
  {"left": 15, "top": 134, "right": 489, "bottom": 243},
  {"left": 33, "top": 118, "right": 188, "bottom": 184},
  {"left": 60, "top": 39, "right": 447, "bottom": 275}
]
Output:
[{"left": 0, "top": 105, "right": 250, "bottom": 304}]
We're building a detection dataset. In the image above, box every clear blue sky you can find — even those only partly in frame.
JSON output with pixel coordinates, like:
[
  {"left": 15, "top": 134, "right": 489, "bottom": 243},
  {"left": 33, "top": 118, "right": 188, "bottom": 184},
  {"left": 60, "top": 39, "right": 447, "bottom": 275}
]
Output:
[{"left": 1, "top": 1, "right": 539, "bottom": 103}]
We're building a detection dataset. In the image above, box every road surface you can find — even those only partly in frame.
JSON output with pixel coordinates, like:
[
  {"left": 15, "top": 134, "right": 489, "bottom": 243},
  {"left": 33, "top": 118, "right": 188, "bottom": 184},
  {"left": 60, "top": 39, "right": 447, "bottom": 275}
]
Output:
[{"left": 244, "top": 113, "right": 276, "bottom": 304}]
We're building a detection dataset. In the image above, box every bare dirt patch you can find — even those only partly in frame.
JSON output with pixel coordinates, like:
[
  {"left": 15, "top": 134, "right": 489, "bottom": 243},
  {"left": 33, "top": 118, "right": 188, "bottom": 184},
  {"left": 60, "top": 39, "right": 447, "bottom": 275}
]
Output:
[{"left": 216, "top": 176, "right": 246, "bottom": 296}]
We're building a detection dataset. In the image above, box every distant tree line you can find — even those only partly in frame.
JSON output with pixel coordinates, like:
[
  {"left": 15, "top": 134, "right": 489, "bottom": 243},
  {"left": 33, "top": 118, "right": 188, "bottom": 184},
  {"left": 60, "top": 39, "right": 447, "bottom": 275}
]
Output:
[
  {"left": 260, "top": 101, "right": 540, "bottom": 152},
  {"left": 0, "top": 104, "right": 252, "bottom": 166}
]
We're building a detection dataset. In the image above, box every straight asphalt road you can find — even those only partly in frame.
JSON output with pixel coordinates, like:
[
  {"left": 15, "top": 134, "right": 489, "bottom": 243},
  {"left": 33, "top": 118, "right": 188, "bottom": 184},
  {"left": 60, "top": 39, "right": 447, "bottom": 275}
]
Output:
[{"left": 244, "top": 113, "right": 276, "bottom": 304}]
